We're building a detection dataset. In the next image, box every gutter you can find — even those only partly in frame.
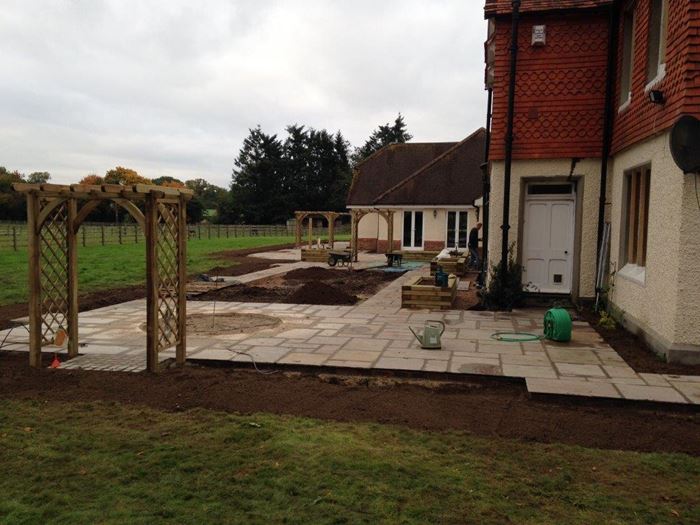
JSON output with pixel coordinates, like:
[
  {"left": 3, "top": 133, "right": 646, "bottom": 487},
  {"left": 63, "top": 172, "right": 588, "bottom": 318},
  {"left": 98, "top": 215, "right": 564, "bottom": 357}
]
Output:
[
  {"left": 500, "top": 0, "right": 521, "bottom": 278},
  {"left": 596, "top": 1, "right": 619, "bottom": 289}
]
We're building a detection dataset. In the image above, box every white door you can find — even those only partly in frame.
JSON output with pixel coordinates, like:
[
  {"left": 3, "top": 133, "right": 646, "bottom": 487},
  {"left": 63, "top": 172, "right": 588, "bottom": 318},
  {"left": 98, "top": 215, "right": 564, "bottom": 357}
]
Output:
[
  {"left": 402, "top": 211, "right": 424, "bottom": 250},
  {"left": 522, "top": 184, "right": 575, "bottom": 294}
]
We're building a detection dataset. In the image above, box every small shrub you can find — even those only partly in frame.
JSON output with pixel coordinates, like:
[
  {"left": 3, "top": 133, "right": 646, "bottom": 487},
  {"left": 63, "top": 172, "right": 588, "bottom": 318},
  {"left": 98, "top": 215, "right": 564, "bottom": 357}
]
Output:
[
  {"left": 482, "top": 244, "right": 526, "bottom": 311},
  {"left": 598, "top": 310, "right": 616, "bottom": 330}
]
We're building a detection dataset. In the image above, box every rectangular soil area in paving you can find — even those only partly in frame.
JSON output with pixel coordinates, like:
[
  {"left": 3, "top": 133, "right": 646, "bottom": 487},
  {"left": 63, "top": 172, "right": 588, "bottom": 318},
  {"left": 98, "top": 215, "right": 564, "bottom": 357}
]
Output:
[{"left": 192, "top": 267, "right": 405, "bottom": 306}]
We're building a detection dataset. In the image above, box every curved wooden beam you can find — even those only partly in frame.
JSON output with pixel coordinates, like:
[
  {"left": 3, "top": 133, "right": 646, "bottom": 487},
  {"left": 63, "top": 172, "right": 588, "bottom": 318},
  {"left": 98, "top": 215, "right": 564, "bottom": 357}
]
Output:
[
  {"left": 73, "top": 201, "right": 101, "bottom": 233},
  {"left": 113, "top": 199, "right": 145, "bottom": 232},
  {"left": 73, "top": 198, "right": 145, "bottom": 234},
  {"left": 36, "top": 198, "right": 68, "bottom": 232}
]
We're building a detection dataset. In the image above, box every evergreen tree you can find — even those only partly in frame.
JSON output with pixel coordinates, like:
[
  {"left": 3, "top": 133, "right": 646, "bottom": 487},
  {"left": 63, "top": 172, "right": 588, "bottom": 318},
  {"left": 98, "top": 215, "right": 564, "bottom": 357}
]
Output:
[
  {"left": 351, "top": 113, "right": 412, "bottom": 166},
  {"left": 225, "top": 126, "right": 286, "bottom": 224}
]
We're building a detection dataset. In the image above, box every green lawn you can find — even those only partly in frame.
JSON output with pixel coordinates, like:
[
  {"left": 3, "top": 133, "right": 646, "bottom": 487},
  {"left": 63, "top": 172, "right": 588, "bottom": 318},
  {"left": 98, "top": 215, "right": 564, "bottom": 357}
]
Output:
[
  {"left": 0, "top": 236, "right": 296, "bottom": 306},
  {"left": 0, "top": 400, "right": 697, "bottom": 524}
]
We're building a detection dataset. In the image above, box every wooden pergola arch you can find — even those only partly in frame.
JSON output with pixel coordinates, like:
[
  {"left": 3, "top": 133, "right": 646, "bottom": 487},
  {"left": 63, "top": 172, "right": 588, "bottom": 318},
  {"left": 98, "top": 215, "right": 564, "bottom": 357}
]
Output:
[
  {"left": 294, "top": 211, "right": 350, "bottom": 249},
  {"left": 13, "top": 182, "right": 193, "bottom": 372},
  {"left": 349, "top": 208, "right": 396, "bottom": 261}
]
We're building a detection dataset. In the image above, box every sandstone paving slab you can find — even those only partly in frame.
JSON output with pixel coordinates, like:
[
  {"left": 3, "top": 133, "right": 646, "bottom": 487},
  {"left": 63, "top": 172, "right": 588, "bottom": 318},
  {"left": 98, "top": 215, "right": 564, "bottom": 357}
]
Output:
[
  {"left": 342, "top": 338, "right": 389, "bottom": 352},
  {"left": 374, "top": 357, "right": 425, "bottom": 371},
  {"left": 189, "top": 348, "right": 235, "bottom": 361},
  {"left": 639, "top": 373, "right": 671, "bottom": 387},
  {"left": 276, "top": 328, "right": 319, "bottom": 339},
  {"left": 315, "top": 345, "right": 342, "bottom": 355},
  {"left": 556, "top": 363, "right": 607, "bottom": 378},
  {"left": 382, "top": 348, "right": 452, "bottom": 360},
  {"left": 615, "top": 384, "right": 689, "bottom": 404},
  {"left": 665, "top": 374, "right": 700, "bottom": 383},
  {"left": 546, "top": 347, "right": 602, "bottom": 365},
  {"left": 331, "top": 349, "right": 381, "bottom": 362},
  {"left": 423, "top": 359, "right": 449, "bottom": 372},
  {"left": 278, "top": 352, "right": 329, "bottom": 366},
  {"left": 450, "top": 362, "right": 502, "bottom": 375},
  {"left": 668, "top": 382, "right": 700, "bottom": 403},
  {"left": 526, "top": 378, "right": 621, "bottom": 399},
  {"left": 240, "top": 337, "right": 282, "bottom": 347},
  {"left": 308, "top": 336, "right": 351, "bottom": 346},
  {"left": 323, "top": 359, "right": 372, "bottom": 369},
  {"left": 603, "top": 365, "right": 639, "bottom": 378},
  {"left": 502, "top": 364, "right": 558, "bottom": 379},
  {"left": 476, "top": 342, "right": 522, "bottom": 355},
  {"left": 501, "top": 354, "right": 552, "bottom": 366},
  {"left": 230, "top": 346, "right": 290, "bottom": 363}
]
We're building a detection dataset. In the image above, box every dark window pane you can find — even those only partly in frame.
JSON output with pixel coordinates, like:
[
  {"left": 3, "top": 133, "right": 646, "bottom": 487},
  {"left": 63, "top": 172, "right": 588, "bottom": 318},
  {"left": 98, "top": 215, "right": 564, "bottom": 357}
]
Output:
[
  {"left": 458, "top": 212, "right": 469, "bottom": 248},
  {"left": 403, "top": 211, "right": 412, "bottom": 247},
  {"left": 527, "top": 184, "right": 573, "bottom": 195},
  {"left": 447, "top": 212, "right": 456, "bottom": 247},
  {"left": 414, "top": 212, "right": 423, "bottom": 247}
]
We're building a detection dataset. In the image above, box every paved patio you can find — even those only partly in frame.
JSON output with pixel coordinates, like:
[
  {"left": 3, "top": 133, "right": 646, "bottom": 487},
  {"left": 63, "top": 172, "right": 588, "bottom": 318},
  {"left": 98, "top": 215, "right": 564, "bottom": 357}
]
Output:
[{"left": 2, "top": 267, "right": 699, "bottom": 405}]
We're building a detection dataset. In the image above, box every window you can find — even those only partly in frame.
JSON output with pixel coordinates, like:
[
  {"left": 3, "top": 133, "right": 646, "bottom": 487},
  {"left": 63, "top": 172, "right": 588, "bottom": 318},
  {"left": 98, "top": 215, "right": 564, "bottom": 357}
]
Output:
[
  {"left": 446, "top": 211, "right": 469, "bottom": 249},
  {"left": 619, "top": 8, "right": 635, "bottom": 107},
  {"left": 647, "top": 0, "right": 669, "bottom": 83},
  {"left": 402, "top": 211, "right": 423, "bottom": 249},
  {"left": 622, "top": 167, "right": 651, "bottom": 268}
]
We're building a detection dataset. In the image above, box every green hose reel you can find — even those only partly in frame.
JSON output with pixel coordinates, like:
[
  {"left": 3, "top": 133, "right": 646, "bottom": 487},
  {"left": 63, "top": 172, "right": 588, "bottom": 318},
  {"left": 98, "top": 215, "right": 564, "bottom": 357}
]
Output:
[{"left": 544, "top": 308, "right": 572, "bottom": 342}]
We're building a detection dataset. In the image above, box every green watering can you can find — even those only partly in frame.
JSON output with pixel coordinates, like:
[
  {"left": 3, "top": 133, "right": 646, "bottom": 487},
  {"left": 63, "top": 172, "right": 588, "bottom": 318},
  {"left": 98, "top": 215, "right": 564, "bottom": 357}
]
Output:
[{"left": 409, "top": 320, "right": 446, "bottom": 350}]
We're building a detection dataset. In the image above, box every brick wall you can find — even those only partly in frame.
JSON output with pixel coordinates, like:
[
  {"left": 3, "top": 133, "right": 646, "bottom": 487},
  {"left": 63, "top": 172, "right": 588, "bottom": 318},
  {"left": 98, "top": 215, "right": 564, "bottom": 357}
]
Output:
[
  {"left": 358, "top": 238, "right": 378, "bottom": 251},
  {"left": 376, "top": 240, "right": 402, "bottom": 253},
  {"left": 424, "top": 240, "right": 446, "bottom": 251},
  {"left": 611, "top": 0, "right": 700, "bottom": 154},
  {"left": 489, "top": 11, "right": 609, "bottom": 161}
]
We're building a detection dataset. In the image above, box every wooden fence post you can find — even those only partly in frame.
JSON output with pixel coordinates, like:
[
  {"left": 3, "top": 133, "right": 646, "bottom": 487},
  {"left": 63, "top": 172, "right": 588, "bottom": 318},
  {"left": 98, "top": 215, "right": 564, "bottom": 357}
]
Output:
[
  {"left": 134, "top": 224, "right": 138, "bottom": 243},
  {"left": 82, "top": 227, "right": 86, "bottom": 247},
  {"left": 12, "top": 227, "right": 17, "bottom": 251},
  {"left": 101, "top": 225, "right": 105, "bottom": 245},
  {"left": 118, "top": 225, "right": 123, "bottom": 244}
]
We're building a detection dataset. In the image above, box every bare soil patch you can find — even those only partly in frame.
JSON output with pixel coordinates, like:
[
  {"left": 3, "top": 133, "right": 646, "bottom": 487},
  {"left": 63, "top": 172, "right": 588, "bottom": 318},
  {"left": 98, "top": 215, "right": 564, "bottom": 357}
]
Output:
[
  {"left": 579, "top": 308, "right": 700, "bottom": 376},
  {"left": 194, "top": 268, "right": 402, "bottom": 306},
  {"left": 139, "top": 312, "right": 281, "bottom": 336},
  {"left": 1, "top": 352, "right": 698, "bottom": 455}
]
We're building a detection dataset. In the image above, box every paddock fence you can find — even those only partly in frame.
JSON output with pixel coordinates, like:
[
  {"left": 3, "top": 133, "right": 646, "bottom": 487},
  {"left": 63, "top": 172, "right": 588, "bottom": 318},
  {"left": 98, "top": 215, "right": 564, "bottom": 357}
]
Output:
[{"left": 0, "top": 221, "right": 350, "bottom": 251}]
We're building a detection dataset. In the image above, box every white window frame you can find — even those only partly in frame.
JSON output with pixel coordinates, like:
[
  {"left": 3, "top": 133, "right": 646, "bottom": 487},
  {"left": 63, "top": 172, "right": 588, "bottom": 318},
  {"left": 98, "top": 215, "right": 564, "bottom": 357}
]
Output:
[
  {"left": 402, "top": 210, "right": 424, "bottom": 250},
  {"left": 645, "top": 0, "right": 669, "bottom": 90},
  {"left": 619, "top": 7, "right": 636, "bottom": 111},
  {"left": 618, "top": 165, "right": 651, "bottom": 285},
  {"left": 445, "top": 210, "right": 470, "bottom": 249}
]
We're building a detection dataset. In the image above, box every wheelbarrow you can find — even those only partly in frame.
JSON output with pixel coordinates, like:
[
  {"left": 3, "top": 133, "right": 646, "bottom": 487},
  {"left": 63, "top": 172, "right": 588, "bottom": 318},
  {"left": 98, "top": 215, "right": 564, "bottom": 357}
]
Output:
[
  {"left": 328, "top": 250, "right": 351, "bottom": 267},
  {"left": 409, "top": 320, "right": 446, "bottom": 349}
]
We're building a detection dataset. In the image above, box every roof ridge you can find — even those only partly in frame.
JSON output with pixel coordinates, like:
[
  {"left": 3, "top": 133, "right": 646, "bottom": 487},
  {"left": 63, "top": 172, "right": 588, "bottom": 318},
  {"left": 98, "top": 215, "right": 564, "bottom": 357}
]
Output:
[{"left": 371, "top": 128, "right": 486, "bottom": 205}]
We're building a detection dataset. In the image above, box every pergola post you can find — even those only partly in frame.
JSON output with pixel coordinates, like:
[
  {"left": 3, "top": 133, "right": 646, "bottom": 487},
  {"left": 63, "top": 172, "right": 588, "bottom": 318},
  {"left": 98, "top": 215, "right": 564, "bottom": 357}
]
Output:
[
  {"left": 176, "top": 194, "right": 187, "bottom": 366},
  {"left": 294, "top": 212, "right": 303, "bottom": 247},
  {"left": 145, "top": 192, "right": 159, "bottom": 372},
  {"left": 328, "top": 212, "right": 335, "bottom": 249},
  {"left": 66, "top": 198, "right": 79, "bottom": 358},
  {"left": 386, "top": 211, "right": 395, "bottom": 254},
  {"left": 27, "top": 192, "right": 42, "bottom": 368},
  {"left": 307, "top": 216, "right": 313, "bottom": 248}
]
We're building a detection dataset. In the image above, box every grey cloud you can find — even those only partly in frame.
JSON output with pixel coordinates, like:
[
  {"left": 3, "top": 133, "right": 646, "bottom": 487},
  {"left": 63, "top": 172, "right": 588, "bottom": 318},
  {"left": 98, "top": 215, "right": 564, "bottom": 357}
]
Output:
[{"left": 1, "top": 0, "right": 487, "bottom": 187}]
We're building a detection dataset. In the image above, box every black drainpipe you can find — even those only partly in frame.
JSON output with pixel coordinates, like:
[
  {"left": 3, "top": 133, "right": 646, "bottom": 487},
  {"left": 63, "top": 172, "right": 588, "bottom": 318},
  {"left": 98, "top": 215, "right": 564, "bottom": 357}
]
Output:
[
  {"left": 596, "top": 2, "right": 619, "bottom": 283},
  {"left": 480, "top": 88, "right": 493, "bottom": 287},
  {"left": 500, "top": 0, "right": 521, "bottom": 279}
]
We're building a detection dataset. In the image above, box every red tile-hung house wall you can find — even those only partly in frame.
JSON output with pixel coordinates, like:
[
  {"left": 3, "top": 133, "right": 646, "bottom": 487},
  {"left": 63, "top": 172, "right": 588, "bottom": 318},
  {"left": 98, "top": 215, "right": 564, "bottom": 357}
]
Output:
[
  {"left": 488, "top": 10, "right": 610, "bottom": 161},
  {"left": 612, "top": 0, "right": 700, "bottom": 154}
]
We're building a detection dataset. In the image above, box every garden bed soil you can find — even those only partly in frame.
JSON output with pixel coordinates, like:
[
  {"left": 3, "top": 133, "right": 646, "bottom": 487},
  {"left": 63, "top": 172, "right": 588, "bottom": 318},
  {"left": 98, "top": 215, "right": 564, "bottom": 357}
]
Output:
[
  {"left": 0, "top": 244, "right": 296, "bottom": 331},
  {"left": 579, "top": 308, "right": 700, "bottom": 376},
  {"left": 193, "top": 268, "right": 401, "bottom": 306},
  {"left": 1, "top": 352, "right": 698, "bottom": 456}
]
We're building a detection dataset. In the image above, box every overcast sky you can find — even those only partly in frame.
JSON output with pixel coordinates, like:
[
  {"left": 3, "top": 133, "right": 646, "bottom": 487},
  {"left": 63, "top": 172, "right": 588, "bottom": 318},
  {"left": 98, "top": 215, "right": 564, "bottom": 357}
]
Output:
[{"left": 0, "top": 0, "right": 488, "bottom": 187}]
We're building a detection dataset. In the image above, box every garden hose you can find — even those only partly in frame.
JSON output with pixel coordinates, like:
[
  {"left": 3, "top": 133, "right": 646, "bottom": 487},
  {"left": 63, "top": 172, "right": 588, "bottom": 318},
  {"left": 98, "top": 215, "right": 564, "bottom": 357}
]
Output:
[{"left": 490, "top": 332, "right": 544, "bottom": 342}]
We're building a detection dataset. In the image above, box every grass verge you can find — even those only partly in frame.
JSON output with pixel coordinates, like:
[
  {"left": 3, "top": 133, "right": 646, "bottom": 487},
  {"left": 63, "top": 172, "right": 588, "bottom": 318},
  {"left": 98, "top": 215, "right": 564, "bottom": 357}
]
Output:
[
  {"left": 0, "top": 399, "right": 698, "bottom": 524},
  {"left": 0, "top": 236, "right": 295, "bottom": 306}
]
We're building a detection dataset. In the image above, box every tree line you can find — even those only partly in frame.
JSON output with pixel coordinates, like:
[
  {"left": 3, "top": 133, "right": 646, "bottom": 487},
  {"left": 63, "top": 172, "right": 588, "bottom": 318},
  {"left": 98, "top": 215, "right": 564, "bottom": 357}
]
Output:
[{"left": 0, "top": 114, "right": 411, "bottom": 225}]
